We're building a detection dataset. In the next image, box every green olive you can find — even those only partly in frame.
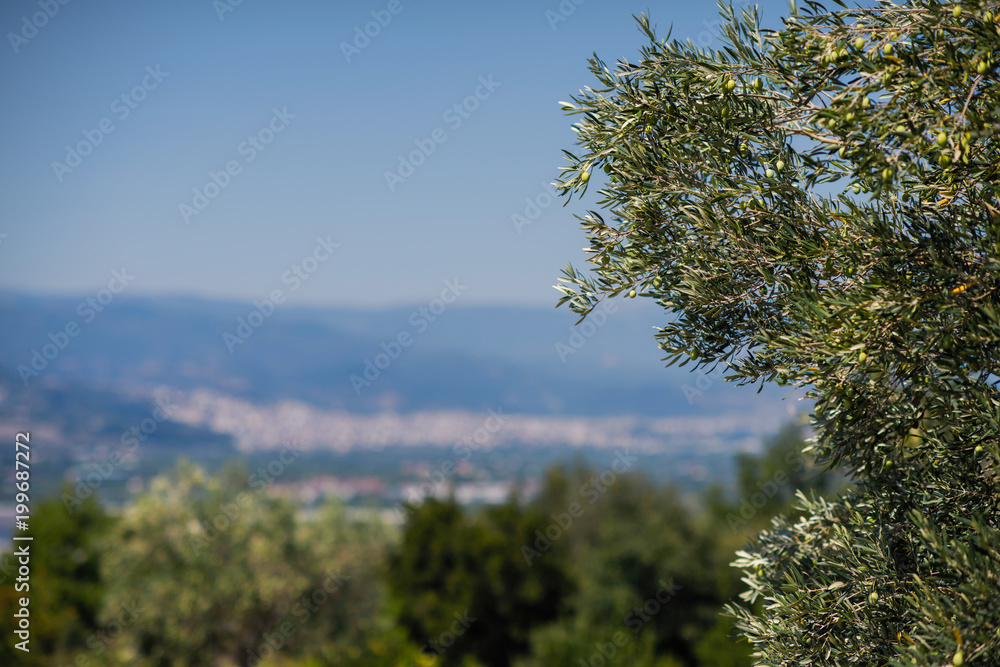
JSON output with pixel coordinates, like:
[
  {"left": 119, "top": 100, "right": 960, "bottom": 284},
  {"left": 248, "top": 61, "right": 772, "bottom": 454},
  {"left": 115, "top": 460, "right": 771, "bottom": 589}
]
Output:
[
  {"left": 765, "top": 168, "right": 774, "bottom": 178},
  {"left": 953, "top": 5, "right": 962, "bottom": 19},
  {"left": 725, "top": 79, "right": 737, "bottom": 91},
  {"left": 853, "top": 184, "right": 861, "bottom": 194},
  {"left": 939, "top": 153, "right": 952, "bottom": 167},
  {"left": 977, "top": 60, "right": 988, "bottom": 74},
  {"left": 753, "top": 77, "right": 763, "bottom": 90},
  {"left": 936, "top": 132, "right": 948, "bottom": 146},
  {"left": 776, "top": 160, "right": 785, "bottom": 171},
  {"left": 882, "top": 168, "right": 893, "bottom": 181},
  {"left": 652, "top": 277, "right": 662, "bottom": 288},
  {"left": 628, "top": 289, "right": 637, "bottom": 298},
  {"left": 883, "top": 43, "right": 893, "bottom": 55},
  {"left": 858, "top": 351, "right": 867, "bottom": 363},
  {"left": 974, "top": 445, "right": 984, "bottom": 455},
  {"left": 580, "top": 171, "right": 590, "bottom": 183},
  {"left": 839, "top": 146, "right": 848, "bottom": 158},
  {"left": 868, "top": 591, "right": 879, "bottom": 604},
  {"left": 862, "top": 97, "right": 871, "bottom": 108},
  {"left": 854, "top": 37, "right": 865, "bottom": 50},
  {"left": 953, "top": 650, "right": 964, "bottom": 666}
]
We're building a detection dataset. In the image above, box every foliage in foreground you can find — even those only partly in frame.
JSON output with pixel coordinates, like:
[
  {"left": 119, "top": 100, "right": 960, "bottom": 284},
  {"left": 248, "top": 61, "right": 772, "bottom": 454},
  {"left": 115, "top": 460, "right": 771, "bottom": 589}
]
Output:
[
  {"left": 98, "top": 460, "right": 394, "bottom": 666},
  {"left": 0, "top": 427, "right": 838, "bottom": 666},
  {"left": 390, "top": 429, "right": 840, "bottom": 667},
  {"left": 0, "top": 494, "right": 110, "bottom": 666},
  {"left": 554, "top": 1, "right": 1000, "bottom": 664}
]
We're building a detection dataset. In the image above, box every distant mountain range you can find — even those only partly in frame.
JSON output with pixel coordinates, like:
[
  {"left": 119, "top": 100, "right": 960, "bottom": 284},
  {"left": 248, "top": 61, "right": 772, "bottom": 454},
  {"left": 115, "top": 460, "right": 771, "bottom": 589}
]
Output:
[
  {"left": 0, "top": 292, "right": 807, "bottom": 507},
  {"left": 0, "top": 291, "right": 792, "bottom": 419}
]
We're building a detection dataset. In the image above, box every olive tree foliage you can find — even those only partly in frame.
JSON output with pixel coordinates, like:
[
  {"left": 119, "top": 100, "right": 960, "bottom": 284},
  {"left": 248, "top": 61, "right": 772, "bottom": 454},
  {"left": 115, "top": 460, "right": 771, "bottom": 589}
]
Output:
[
  {"left": 99, "top": 461, "right": 390, "bottom": 666},
  {"left": 554, "top": 1, "right": 1000, "bottom": 665}
]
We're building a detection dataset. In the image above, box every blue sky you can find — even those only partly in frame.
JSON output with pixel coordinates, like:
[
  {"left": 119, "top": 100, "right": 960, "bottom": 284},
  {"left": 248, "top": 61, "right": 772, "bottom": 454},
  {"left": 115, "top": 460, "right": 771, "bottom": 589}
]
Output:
[{"left": 1, "top": 0, "right": 795, "bottom": 308}]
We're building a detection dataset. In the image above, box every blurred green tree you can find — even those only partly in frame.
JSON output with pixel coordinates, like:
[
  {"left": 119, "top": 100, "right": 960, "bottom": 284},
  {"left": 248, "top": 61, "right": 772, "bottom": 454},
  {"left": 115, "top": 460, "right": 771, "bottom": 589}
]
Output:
[
  {"left": 97, "top": 460, "right": 389, "bottom": 666},
  {"left": 726, "top": 421, "right": 844, "bottom": 530},
  {"left": 519, "top": 462, "right": 739, "bottom": 667},
  {"left": 387, "top": 497, "right": 574, "bottom": 667},
  {"left": 0, "top": 490, "right": 112, "bottom": 665}
]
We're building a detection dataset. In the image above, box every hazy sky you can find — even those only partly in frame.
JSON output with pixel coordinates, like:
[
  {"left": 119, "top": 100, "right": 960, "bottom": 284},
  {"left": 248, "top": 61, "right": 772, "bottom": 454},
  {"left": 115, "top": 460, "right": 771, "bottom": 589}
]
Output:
[{"left": 1, "top": 0, "right": 794, "bottom": 308}]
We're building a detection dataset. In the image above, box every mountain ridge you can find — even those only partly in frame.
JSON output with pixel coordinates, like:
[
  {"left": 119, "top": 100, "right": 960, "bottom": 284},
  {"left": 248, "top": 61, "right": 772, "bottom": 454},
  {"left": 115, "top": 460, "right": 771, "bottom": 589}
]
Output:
[{"left": 0, "top": 291, "right": 789, "bottom": 418}]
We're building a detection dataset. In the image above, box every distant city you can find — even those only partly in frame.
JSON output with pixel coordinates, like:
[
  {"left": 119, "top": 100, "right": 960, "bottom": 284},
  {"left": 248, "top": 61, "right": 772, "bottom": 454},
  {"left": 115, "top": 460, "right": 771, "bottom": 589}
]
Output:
[{"left": 0, "top": 291, "right": 805, "bottom": 540}]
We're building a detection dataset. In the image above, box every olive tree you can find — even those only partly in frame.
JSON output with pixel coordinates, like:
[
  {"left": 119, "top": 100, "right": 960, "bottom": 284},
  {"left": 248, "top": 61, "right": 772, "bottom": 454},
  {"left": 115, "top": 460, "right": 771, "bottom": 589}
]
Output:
[
  {"left": 554, "top": 1, "right": 1000, "bottom": 664},
  {"left": 98, "top": 461, "right": 390, "bottom": 666}
]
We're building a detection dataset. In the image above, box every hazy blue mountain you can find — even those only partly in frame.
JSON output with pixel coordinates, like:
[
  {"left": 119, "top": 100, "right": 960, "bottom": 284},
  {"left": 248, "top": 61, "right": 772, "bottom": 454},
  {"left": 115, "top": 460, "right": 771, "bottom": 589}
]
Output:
[
  {"left": 0, "top": 364, "right": 232, "bottom": 451},
  {"left": 0, "top": 291, "right": 785, "bottom": 417}
]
